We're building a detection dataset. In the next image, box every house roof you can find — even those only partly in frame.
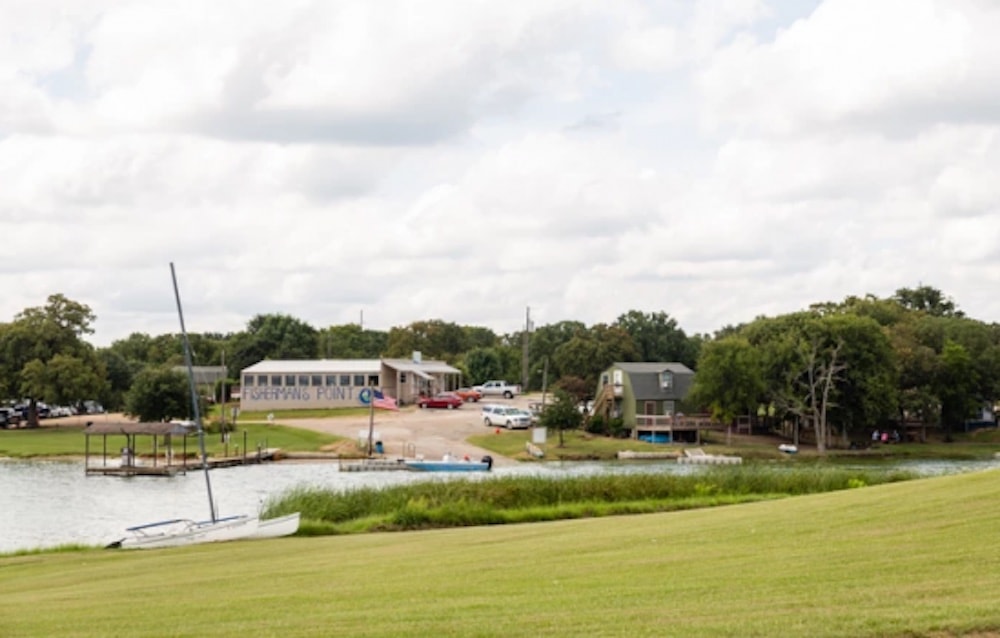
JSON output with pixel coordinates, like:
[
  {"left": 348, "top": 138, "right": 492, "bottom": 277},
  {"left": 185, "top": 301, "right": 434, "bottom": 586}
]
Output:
[
  {"left": 614, "top": 362, "right": 693, "bottom": 374},
  {"left": 172, "top": 365, "right": 228, "bottom": 385},
  {"left": 84, "top": 421, "right": 195, "bottom": 436},
  {"left": 382, "top": 359, "right": 460, "bottom": 375},
  {"left": 241, "top": 358, "right": 460, "bottom": 375},
  {"left": 612, "top": 362, "right": 694, "bottom": 401},
  {"left": 242, "top": 359, "right": 381, "bottom": 374}
]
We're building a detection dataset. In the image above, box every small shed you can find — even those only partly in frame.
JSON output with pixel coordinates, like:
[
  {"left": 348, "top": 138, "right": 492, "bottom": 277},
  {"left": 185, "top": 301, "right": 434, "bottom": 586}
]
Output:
[{"left": 84, "top": 421, "right": 196, "bottom": 476}]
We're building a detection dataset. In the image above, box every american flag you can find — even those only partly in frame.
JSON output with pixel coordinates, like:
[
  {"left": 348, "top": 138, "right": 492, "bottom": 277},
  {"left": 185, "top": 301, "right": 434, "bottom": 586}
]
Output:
[{"left": 372, "top": 389, "right": 399, "bottom": 411}]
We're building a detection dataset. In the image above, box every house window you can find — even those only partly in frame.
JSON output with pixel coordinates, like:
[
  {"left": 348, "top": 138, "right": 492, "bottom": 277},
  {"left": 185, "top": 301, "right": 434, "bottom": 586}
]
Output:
[
  {"left": 400, "top": 373, "right": 407, "bottom": 383},
  {"left": 311, "top": 375, "right": 322, "bottom": 386},
  {"left": 353, "top": 375, "right": 365, "bottom": 387},
  {"left": 258, "top": 375, "right": 268, "bottom": 386},
  {"left": 243, "top": 375, "right": 254, "bottom": 387},
  {"left": 298, "top": 375, "right": 310, "bottom": 387},
  {"left": 368, "top": 374, "right": 380, "bottom": 387},
  {"left": 601, "top": 373, "right": 609, "bottom": 386},
  {"left": 325, "top": 375, "right": 337, "bottom": 386},
  {"left": 339, "top": 374, "right": 350, "bottom": 386},
  {"left": 285, "top": 375, "right": 296, "bottom": 386},
  {"left": 660, "top": 371, "right": 673, "bottom": 389},
  {"left": 270, "top": 375, "right": 282, "bottom": 387}
]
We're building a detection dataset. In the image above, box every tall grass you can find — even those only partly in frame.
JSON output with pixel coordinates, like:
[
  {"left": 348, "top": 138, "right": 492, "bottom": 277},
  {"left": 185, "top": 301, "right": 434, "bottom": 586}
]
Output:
[{"left": 264, "top": 465, "right": 914, "bottom": 533}]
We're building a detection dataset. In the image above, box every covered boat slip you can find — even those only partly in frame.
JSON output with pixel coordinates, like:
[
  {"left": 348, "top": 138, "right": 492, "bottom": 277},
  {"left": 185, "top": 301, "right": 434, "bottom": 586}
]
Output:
[
  {"left": 84, "top": 422, "right": 278, "bottom": 476},
  {"left": 84, "top": 421, "right": 193, "bottom": 476}
]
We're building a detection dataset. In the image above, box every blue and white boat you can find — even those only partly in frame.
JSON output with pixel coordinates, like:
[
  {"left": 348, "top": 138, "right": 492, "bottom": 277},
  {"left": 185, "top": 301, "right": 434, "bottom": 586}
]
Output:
[{"left": 404, "top": 455, "right": 493, "bottom": 472}]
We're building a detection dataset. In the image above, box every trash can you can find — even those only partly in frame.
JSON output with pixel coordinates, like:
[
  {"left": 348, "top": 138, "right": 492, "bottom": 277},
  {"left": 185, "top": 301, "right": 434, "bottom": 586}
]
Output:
[{"left": 375, "top": 441, "right": 384, "bottom": 454}]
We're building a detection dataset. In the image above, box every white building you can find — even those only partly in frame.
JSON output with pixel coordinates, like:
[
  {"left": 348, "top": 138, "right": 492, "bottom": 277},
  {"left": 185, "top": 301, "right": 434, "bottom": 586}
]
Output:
[{"left": 239, "top": 357, "right": 462, "bottom": 411}]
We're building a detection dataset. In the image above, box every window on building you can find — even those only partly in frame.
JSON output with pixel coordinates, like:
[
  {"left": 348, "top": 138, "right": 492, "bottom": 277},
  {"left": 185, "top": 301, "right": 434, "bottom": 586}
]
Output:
[
  {"left": 258, "top": 375, "right": 268, "bottom": 386},
  {"left": 298, "top": 375, "right": 309, "bottom": 387},
  {"left": 285, "top": 375, "right": 296, "bottom": 386},
  {"left": 339, "top": 374, "right": 350, "bottom": 386},
  {"left": 400, "top": 373, "right": 407, "bottom": 383},
  {"left": 325, "top": 375, "right": 337, "bottom": 386},
  {"left": 368, "top": 374, "right": 379, "bottom": 387},
  {"left": 270, "top": 375, "right": 282, "bottom": 386},
  {"left": 660, "top": 371, "right": 673, "bottom": 389},
  {"left": 311, "top": 375, "right": 322, "bottom": 386},
  {"left": 244, "top": 375, "right": 254, "bottom": 387},
  {"left": 353, "top": 375, "right": 365, "bottom": 387}
]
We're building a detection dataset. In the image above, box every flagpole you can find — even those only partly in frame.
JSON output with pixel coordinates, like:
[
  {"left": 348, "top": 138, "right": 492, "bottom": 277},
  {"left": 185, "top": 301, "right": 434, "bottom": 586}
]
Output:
[{"left": 366, "top": 384, "right": 376, "bottom": 457}]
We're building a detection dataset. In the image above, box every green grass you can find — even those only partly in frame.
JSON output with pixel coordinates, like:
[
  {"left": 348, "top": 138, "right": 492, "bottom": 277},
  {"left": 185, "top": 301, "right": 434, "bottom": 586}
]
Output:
[
  {"left": 2, "top": 469, "right": 1000, "bottom": 636},
  {"left": 0, "top": 423, "right": 343, "bottom": 458}
]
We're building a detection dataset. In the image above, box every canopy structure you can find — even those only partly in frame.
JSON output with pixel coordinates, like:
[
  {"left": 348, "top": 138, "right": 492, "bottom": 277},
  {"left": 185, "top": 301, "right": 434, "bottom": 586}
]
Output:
[{"left": 84, "top": 421, "right": 196, "bottom": 476}]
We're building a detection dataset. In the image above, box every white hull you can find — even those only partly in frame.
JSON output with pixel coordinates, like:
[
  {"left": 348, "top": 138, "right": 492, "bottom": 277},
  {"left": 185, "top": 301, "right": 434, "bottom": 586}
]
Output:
[
  {"left": 250, "top": 512, "right": 301, "bottom": 539},
  {"left": 117, "top": 514, "right": 259, "bottom": 549}
]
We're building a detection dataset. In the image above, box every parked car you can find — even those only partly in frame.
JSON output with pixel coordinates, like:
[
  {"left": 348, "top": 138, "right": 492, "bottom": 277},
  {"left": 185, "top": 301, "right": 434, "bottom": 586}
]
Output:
[
  {"left": 453, "top": 388, "right": 483, "bottom": 402},
  {"left": 513, "top": 408, "right": 538, "bottom": 425},
  {"left": 416, "top": 392, "right": 464, "bottom": 410},
  {"left": 482, "top": 404, "right": 531, "bottom": 429},
  {"left": 0, "top": 407, "right": 21, "bottom": 428},
  {"left": 472, "top": 380, "right": 521, "bottom": 399}
]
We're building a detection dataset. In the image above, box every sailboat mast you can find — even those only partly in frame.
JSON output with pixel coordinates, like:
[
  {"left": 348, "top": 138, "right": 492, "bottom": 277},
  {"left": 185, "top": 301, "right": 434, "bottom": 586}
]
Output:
[{"left": 170, "top": 262, "right": 217, "bottom": 523}]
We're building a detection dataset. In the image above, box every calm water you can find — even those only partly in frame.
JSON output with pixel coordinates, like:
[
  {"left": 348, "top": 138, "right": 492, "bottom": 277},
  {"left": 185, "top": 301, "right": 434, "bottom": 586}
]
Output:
[{"left": 2, "top": 458, "right": 998, "bottom": 553}]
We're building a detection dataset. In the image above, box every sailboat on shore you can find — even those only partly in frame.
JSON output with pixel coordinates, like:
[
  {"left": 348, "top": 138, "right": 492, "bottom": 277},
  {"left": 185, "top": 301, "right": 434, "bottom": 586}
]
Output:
[{"left": 110, "top": 263, "right": 296, "bottom": 549}]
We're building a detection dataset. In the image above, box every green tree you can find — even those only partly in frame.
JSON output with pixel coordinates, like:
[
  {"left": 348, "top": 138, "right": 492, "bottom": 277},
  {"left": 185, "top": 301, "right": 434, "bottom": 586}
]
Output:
[
  {"left": 688, "top": 336, "right": 764, "bottom": 426},
  {"left": 893, "top": 285, "right": 964, "bottom": 317},
  {"left": 539, "top": 388, "right": 583, "bottom": 447},
  {"left": 384, "top": 319, "right": 472, "bottom": 361},
  {"left": 614, "top": 310, "right": 698, "bottom": 368},
  {"left": 228, "top": 314, "right": 318, "bottom": 375},
  {"left": 463, "top": 347, "right": 504, "bottom": 385},
  {"left": 552, "top": 324, "right": 638, "bottom": 390},
  {"left": 318, "top": 324, "right": 388, "bottom": 359},
  {"left": 935, "top": 339, "right": 977, "bottom": 440},
  {"left": 125, "top": 367, "right": 190, "bottom": 422},
  {"left": 0, "top": 294, "right": 106, "bottom": 427}
]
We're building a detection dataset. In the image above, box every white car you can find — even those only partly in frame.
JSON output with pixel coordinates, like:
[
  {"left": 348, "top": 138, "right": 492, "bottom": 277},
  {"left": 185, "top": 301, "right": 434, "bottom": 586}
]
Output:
[{"left": 482, "top": 404, "right": 531, "bottom": 429}]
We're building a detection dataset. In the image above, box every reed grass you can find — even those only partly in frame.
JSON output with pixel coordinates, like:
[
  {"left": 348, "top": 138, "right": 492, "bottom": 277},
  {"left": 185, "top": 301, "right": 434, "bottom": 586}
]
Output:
[{"left": 262, "top": 465, "right": 914, "bottom": 533}]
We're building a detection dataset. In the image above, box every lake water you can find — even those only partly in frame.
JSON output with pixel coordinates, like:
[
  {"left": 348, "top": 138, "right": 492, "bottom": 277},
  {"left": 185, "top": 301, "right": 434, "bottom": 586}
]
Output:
[{"left": 2, "top": 458, "right": 998, "bottom": 553}]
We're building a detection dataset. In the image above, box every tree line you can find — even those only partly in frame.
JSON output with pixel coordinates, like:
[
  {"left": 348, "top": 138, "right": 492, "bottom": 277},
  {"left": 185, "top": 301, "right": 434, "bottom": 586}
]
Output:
[{"left": 1, "top": 286, "right": 997, "bottom": 438}]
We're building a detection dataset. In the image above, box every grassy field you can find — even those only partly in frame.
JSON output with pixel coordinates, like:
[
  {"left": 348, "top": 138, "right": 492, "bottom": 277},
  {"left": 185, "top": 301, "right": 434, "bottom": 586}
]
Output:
[
  {"left": 0, "top": 423, "right": 344, "bottom": 458},
  {"left": 2, "top": 469, "right": 999, "bottom": 636}
]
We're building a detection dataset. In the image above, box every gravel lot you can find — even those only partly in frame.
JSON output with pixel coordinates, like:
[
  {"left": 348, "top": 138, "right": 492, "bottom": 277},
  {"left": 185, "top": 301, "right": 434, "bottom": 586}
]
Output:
[{"left": 285, "top": 395, "right": 541, "bottom": 466}]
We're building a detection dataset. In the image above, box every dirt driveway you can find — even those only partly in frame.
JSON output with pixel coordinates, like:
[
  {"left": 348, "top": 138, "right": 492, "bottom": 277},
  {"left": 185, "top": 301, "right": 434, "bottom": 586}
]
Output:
[{"left": 284, "top": 395, "right": 541, "bottom": 467}]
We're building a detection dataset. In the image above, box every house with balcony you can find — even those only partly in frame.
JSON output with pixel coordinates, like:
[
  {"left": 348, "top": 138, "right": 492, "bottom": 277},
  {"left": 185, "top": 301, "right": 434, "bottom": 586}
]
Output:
[{"left": 592, "top": 362, "right": 709, "bottom": 442}]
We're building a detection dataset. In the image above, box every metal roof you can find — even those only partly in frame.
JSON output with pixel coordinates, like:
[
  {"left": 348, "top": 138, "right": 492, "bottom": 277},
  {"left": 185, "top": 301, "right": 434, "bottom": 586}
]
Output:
[
  {"left": 612, "top": 362, "right": 695, "bottom": 401},
  {"left": 614, "top": 362, "right": 694, "bottom": 374},
  {"left": 172, "top": 365, "right": 228, "bottom": 384},
  {"left": 84, "top": 421, "right": 195, "bottom": 436},
  {"left": 241, "top": 359, "right": 460, "bottom": 375},
  {"left": 242, "top": 359, "right": 381, "bottom": 374},
  {"left": 382, "top": 359, "right": 460, "bottom": 374}
]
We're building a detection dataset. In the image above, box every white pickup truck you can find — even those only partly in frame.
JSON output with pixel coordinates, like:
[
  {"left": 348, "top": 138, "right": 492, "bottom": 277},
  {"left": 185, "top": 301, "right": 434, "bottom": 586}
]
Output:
[{"left": 472, "top": 380, "right": 521, "bottom": 399}]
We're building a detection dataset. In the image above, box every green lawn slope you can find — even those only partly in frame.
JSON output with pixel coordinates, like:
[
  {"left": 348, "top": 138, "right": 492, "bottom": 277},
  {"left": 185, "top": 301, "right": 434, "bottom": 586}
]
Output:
[{"left": 2, "top": 469, "right": 999, "bottom": 637}]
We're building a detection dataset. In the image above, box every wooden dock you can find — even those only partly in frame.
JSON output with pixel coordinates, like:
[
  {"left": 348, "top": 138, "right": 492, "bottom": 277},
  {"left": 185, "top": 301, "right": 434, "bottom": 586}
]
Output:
[{"left": 85, "top": 448, "right": 280, "bottom": 477}]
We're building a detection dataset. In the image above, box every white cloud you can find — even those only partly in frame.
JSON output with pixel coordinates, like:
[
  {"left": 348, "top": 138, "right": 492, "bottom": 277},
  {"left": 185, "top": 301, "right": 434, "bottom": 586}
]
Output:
[{"left": 1, "top": 0, "right": 999, "bottom": 346}]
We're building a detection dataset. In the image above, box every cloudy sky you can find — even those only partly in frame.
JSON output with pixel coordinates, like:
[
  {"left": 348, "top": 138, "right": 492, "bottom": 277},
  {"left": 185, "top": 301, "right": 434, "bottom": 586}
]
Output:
[{"left": 2, "top": 0, "right": 998, "bottom": 346}]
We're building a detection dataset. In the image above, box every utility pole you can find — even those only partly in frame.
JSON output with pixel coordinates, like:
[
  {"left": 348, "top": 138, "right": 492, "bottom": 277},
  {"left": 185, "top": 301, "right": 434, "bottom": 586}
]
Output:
[{"left": 522, "top": 306, "right": 532, "bottom": 392}]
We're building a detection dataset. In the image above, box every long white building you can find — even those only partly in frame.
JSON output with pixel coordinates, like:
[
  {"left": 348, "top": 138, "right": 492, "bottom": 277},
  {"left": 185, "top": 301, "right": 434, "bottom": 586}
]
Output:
[{"left": 239, "top": 357, "right": 462, "bottom": 411}]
